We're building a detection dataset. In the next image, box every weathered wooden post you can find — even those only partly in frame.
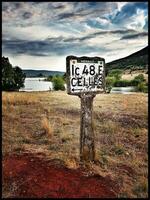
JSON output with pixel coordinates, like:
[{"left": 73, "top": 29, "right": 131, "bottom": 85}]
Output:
[
  {"left": 66, "top": 56, "right": 105, "bottom": 162},
  {"left": 80, "top": 93, "right": 96, "bottom": 161}
]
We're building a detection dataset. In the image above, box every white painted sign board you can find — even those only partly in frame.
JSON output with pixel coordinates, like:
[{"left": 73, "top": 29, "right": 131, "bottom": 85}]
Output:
[{"left": 66, "top": 56, "right": 105, "bottom": 95}]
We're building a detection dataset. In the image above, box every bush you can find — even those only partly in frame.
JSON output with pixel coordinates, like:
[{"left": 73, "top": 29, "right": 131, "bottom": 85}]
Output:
[
  {"left": 137, "top": 82, "right": 148, "bottom": 93},
  {"left": 129, "top": 74, "right": 146, "bottom": 86},
  {"left": 105, "top": 71, "right": 147, "bottom": 93},
  {"left": 134, "top": 74, "right": 145, "bottom": 82},
  {"left": 105, "top": 76, "right": 116, "bottom": 93},
  {"left": 114, "top": 74, "right": 147, "bottom": 88},
  {"left": 108, "top": 69, "right": 123, "bottom": 80},
  {"left": 130, "top": 79, "right": 141, "bottom": 86},
  {"left": 114, "top": 79, "right": 131, "bottom": 87},
  {"left": 52, "top": 76, "right": 65, "bottom": 91},
  {"left": 130, "top": 74, "right": 147, "bottom": 89}
]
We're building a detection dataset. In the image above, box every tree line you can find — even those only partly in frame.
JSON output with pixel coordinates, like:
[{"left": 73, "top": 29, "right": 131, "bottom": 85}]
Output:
[
  {"left": 2, "top": 56, "right": 66, "bottom": 91},
  {"left": 2, "top": 57, "right": 26, "bottom": 91},
  {"left": 106, "top": 69, "right": 148, "bottom": 93}
]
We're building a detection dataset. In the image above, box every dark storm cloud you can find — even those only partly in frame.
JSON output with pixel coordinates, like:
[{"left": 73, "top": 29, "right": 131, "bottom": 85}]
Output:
[
  {"left": 2, "top": 2, "right": 22, "bottom": 13},
  {"left": 2, "top": 2, "right": 148, "bottom": 28},
  {"left": 57, "top": 13, "right": 76, "bottom": 20},
  {"left": 56, "top": 2, "right": 118, "bottom": 21},
  {"left": 47, "top": 4, "right": 66, "bottom": 10},
  {"left": 90, "top": 29, "right": 136, "bottom": 36},
  {"left": 2, "top": 36, "right": 106, "bottom": 57},
  {"left": 3, "top": 39, "right": 52, "bottom": 56},
  {"left": 2, "top": 28, "right": 139, "bottom": 58},
  {"left": 22, "top": 12, "right": 32, "bottom": 19},
  {"left": 64, "top": 29, "right": 137, "bottom": 42},
  {"left": 121, "top": 32, "right": 148, "bottom": 40}
]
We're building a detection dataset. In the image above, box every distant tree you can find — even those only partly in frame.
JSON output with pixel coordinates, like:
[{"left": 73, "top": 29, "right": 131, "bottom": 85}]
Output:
[
  {"left": 52, "top": 76, "right": 65, "bottom": 91},
  {"left": 105, "top": 68, "right": 109, "bottom": 77},
  {"left": 105, "top": 76, "right": 115, "bottom": 93},
  {"left": 108, "top": 69, "right": 123, "bottom": 81},
  {"left": 134, "top": 74, "right": 145, "bottom": 82},
  {"left": 48, "top": 75, "right": 53, "bottom": 81},
  {"left": 13, "top": 66, "right": 26, "bottom": 90},
  {"left": 2, "top": 57, "right": 15, "bottom": 91},
  {"left": 63, "top": 73, "right": 66, "bottom": 82},
  {"left": 2, "top": 56, "right": 26, "bottom": 91},
  {"left": 44, "top": 75, "right": 53, "bottom": 82},
  {"left": 109, "top": 69, "right": 122, "bottom": 79},
  {"left": 137, "top": 82, "right": 148, "bottom": 93},
  {"left": 37, "top": 73, "right": 43, "bottom": 77},
  {"left": 130, "top": 74, "right": 146, "bottom": 86}
]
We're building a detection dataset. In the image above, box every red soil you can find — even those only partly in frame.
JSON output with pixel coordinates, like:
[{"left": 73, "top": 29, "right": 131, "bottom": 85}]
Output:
[{"left": 3, "top": 153, "right": 117, "bottom": 198}]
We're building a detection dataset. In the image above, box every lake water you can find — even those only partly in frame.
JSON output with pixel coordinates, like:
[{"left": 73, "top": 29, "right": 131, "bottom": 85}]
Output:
[
  {"left": 110, "top": 86, "right": 136, "bottom": 94},
  {"left": 19, "top": 78, "right": 53, "bottom": 92},
  {"left": 20, "top": 78, "right": 136, "bottom": 94}
]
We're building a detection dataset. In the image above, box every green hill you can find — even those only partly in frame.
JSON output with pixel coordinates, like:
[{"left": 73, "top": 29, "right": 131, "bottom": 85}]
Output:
[
  {"left": 106, "top": 46, "right": 148, "bottom": 72},
  {"left": 23, "top": 69, "right": 64, "bottom": 77}
]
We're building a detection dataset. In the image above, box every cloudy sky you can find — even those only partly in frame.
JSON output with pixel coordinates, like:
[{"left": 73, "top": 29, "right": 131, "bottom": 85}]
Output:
[{"left": 2, "top": 1, "right": 148, "bottom": 72}]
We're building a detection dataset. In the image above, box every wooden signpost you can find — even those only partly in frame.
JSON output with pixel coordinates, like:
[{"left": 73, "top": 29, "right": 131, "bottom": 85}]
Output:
[{"left": 66, "top": 56, "right": 105, "bottom": 162}]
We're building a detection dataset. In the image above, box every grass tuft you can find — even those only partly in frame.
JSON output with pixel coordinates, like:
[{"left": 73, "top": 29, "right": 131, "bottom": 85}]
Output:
[{"left": 41, "top": 117, "right": 53, "bottom": 136}]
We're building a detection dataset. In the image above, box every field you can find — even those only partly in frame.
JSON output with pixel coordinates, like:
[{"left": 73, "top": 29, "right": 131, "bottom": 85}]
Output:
[{"left": 2, "top": 91, "right": 148, "bottom": 198}]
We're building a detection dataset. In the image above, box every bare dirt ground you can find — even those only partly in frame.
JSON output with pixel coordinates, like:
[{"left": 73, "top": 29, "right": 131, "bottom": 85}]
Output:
[{"left": 3, "top": 153, "right": 117, "bottom": 198}]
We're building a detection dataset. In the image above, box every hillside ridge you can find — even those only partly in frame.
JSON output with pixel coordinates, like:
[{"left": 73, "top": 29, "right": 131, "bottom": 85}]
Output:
[{"left": 106, "top": 46, "right": 148, "bottom": 71}]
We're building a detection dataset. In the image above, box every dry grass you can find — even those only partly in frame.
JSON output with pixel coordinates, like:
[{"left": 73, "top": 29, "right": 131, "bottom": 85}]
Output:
[
  {"left": 41, "top": 117, "right": 54, "bottom": 136},
  {"left": 65, "top": 157, "right": 79, "bottom": 169},
  {"left": 2, "top": 92, "right": 38, "bottom": 105},
  {"left": 2, "top": 91, "right": 148, "bottom": 198}
]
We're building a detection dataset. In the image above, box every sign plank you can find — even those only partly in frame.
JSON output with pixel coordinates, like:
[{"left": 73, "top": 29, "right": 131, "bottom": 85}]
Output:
[{"left": 66, "top": 56, "right": 105, "bottom": 95}]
